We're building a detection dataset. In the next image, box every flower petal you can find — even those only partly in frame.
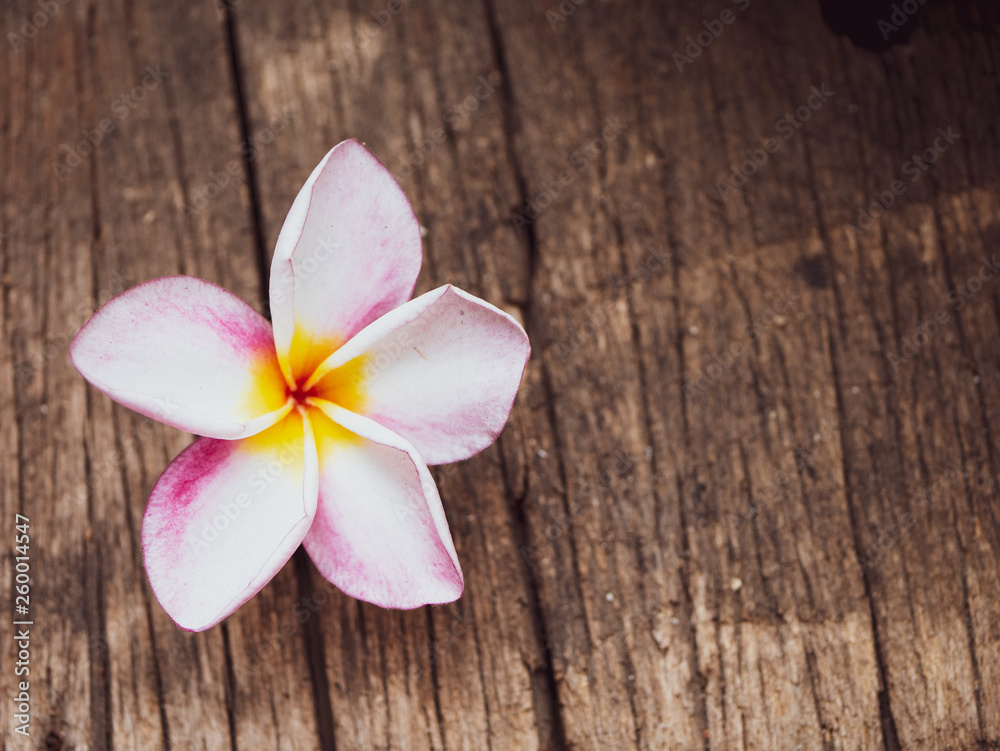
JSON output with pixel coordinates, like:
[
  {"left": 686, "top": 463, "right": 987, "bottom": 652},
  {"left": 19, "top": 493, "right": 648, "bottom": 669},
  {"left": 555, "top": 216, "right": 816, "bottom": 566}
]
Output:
[
  {"left": 142, "top": 411, "right": 319, "bottom": 631},
  {"left": 269, "top": 140, "right": 422, "bottom": 385},
  {"left": 308, "top": 285, "right": 529, "bottom": 464},
  {"left": 71, "top": 276, "right": 291, "bottom": 439},
  {"left": 303, "top": 399, "right": 463, "bottom": 608}
]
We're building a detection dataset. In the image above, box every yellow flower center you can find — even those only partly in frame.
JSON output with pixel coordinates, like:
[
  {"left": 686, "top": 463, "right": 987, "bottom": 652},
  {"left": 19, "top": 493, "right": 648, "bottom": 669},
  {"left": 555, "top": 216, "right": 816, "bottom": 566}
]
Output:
[
  {"left": 241, "top": 329, "right": 374, "bottom": 453},
  {"left": 305, "top": 354, "right": 369, "bottom": 414},
  {"left": 268, "top": 336, "right": 374, "bottom": 452}
]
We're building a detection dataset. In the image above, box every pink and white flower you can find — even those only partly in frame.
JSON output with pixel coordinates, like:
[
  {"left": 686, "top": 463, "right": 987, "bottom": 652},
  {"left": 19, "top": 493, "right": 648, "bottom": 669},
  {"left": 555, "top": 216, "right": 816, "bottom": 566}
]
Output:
[{"left": 71, "top": 140, "right": 530, "bottom": 631}]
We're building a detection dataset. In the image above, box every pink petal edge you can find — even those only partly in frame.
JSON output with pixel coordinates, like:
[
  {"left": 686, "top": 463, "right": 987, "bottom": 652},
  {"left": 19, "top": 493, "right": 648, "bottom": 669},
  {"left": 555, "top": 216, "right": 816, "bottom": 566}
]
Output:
[
  {"left": 268, "top": 140, "right": 423, "bottom": 385},
  {"left": 71, "top": 276, "right": 291, "bottom": 440},
  {"left": 308, "top": 285, "right": 530, "bottom": 464},
  {"left": 142, "top": 412, "right": 319, "bottom": 631},
  {"left": 303, "top": 399, "right": 463, "bottom": 609}
]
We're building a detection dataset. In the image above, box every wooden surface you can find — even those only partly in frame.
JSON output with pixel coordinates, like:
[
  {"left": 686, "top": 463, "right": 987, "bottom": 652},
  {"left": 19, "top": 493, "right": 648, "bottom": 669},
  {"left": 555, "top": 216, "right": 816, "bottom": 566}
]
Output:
[{"left": 2, "top": 0, "right": 999, "bottom": 748}]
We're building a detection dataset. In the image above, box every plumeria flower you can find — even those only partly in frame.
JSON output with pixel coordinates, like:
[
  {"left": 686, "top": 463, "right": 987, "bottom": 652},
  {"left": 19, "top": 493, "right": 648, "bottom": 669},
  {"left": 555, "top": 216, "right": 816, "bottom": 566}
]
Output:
[{"left": 71, "top": 140, "right": 530, "bottom": 631}]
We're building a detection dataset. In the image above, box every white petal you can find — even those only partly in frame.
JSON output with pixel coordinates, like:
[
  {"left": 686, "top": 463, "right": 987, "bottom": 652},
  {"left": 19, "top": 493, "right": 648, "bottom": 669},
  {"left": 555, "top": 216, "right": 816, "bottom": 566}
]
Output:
[
  {"left": 308, "top": 286, "right": 529, "bottom": 464},
  {"left": 142, "top": 411, "right": 318, "bottom": 631},
  {"left": 268, "top": 140, "right": 422, "bottom": 385},
  {"left": 303, "top": 400, "right": 462, "bottom": 608},
  {"left": 71, "top": 276, "right": 291, "bottom": 439}
]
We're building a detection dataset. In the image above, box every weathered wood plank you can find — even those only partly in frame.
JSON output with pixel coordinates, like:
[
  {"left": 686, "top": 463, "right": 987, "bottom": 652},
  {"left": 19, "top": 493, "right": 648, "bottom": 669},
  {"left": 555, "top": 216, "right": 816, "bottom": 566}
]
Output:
[
  {"left": 2, "top": 2, "right": 101, "bottom": 747},
  {"left": 485, "top": 3, "right": 712, "bottom": 748},
  {"left": 229, "top": 0, "right": 552, "bottom": 748},
  {"left": 2, "top": 0, "right": 321, "bottom": 747},
  {"left": 682, "top": 5, "right": 888, "bottom": 747},
  {"left": 77, "top": 0, "right": 229, "bottom": 743},
  {"left": 759, "top": 2, "right": 1000, "bottom": 746},
  {"left": 3, "top": 0, "right": 1000, "bottom": 749},
  {"left": 86, "top": 0, "right": 326, "bottom": 745}
]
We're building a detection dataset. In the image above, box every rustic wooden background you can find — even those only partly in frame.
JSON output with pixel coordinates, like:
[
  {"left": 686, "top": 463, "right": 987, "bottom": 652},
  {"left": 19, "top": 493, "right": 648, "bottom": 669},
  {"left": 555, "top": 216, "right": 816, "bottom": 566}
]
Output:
[{"left": 2, "top": 0, "right": 999, "bottom": 748}]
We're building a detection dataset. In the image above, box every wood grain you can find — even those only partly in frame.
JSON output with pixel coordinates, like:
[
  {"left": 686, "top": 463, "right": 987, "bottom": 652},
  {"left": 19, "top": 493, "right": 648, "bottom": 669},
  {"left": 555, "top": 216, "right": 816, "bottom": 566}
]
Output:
[{"left": 2, "top": 0, "right": 998, "bottom": 749}]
